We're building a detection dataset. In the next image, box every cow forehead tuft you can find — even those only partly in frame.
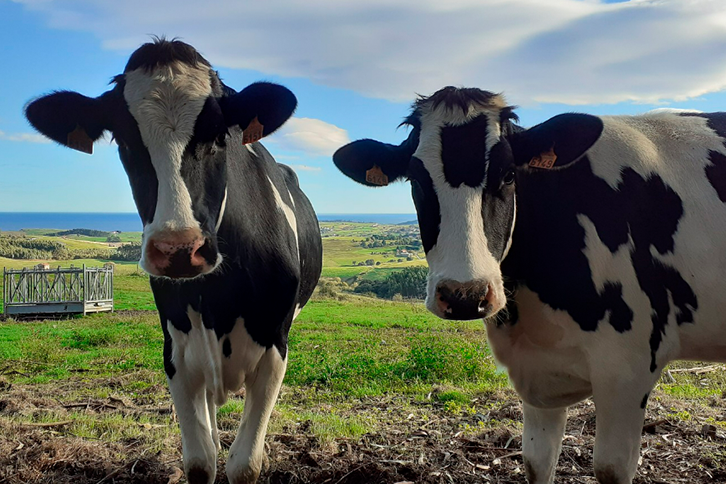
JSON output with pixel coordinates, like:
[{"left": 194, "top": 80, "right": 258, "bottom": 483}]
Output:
[
  {"left": 125, "top": 38, "right": 211, "bottom": 74},
  {"left": 407, "top": 87, "right": 508, "bottom": 127}
]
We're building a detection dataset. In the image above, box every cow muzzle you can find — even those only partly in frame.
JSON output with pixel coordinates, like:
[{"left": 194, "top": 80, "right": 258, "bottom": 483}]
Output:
[
  {"left": 144, "top": 228, "right": 219, "bottom": 278},
  {"left": 431, "top": 279, "right": 504, "bottom": 320}
]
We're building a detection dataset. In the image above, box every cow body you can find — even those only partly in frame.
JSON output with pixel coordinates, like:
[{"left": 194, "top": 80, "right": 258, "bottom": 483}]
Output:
[
  {"left": 26, "top": 39, "right": 322, "bottom": 484},
  {"left": 334, "top": 88, "right": 726, "bottom": 483}
]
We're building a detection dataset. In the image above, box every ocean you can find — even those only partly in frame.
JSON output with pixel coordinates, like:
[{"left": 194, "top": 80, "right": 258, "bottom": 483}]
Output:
[{"left": 0, "top": 212, "right": 417, "bottom": 232}]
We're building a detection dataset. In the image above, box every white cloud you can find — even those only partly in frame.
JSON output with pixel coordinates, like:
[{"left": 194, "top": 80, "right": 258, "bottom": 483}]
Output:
[
  {"left": 267, "top": 117, "right": 350, "bottom": 157},
  {"left": 0, "top": 130, "right": 50, "bottom": 144},
  {"left": 16, "top": 0, "right": 726, "bottom": 105}
]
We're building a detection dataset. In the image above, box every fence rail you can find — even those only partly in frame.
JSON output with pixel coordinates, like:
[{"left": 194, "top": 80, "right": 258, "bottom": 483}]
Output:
[{"left": 3, "top": 265, "right": 114, "bottom": 316}]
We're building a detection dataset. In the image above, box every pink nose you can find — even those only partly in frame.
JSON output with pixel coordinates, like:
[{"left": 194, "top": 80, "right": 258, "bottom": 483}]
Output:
[
  {"left": 145, "top": 229, "right": 209, "bottom": 278},
  {"left": 435, "top": 280, "right": 500, "bottom": 320}
]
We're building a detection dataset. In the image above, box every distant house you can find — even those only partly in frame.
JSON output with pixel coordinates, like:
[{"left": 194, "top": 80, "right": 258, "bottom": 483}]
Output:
[{"left": 395, "top": 248, "right": 410, "bottom": 258}]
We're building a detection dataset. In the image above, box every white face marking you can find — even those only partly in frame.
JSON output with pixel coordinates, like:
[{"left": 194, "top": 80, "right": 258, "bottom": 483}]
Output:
[
  {"left": 123, "top": 62, "right": 212, "bottom": 241},
  {"left": 413, "top": 96, "right": 509, "bottom": 314}
]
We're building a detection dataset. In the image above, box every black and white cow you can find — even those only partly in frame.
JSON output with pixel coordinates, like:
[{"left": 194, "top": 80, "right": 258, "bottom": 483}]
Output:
[
  {"left": 334, "top": 86, "right": 726, "bottom": 484},
  {"left": 25, "top": 39, "right": 322, "bottom": 484}
]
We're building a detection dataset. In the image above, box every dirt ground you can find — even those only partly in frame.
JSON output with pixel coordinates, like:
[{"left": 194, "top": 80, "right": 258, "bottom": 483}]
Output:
[{"left": 0, "top": 380, "right": 723, "bottom": 484}]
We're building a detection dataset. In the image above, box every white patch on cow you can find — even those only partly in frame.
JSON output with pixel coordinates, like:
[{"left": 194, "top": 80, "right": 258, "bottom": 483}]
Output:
[
  {"left": 215, "top": 187, "right": 228, "bottom": 233},
  {"left": 268, "top": 175, "right": 299, "bottom": 257},
  {"left": 227, "top": 346, "right": 287, "bottom": 483},
  {"left": 647, "top": 108, "right": 703, "bottom": 114},
  {"left": 414, "top": 96, "right": 508, "bottom": 315},
  {"left": 221, "top": 317, "right": 268, "bottom": 394},
  {"left": 292, "top": 303, "right": 302, "bottom": 321},
  {"left": 246, "top": 143, "right": 258, "bottom": 157},
  {"left": 123, "top": 62, "right": 212, "bottom": 248}
]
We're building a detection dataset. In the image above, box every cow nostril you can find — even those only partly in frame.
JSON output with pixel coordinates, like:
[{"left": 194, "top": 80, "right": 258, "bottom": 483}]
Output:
[{"left": 478, "top": 299, "right": 489, "bottom": 312}]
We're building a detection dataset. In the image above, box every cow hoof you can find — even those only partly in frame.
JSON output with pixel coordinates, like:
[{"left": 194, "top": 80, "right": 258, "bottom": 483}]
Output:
[
  {"left": 227, "top": 466, "right": 261, "bottom": 484},
  {"left": 186, "top": 466, "right": 213, "bottom": 484},
  {"left": 594, "top": 465, "right": 625, "bottom": 484}
]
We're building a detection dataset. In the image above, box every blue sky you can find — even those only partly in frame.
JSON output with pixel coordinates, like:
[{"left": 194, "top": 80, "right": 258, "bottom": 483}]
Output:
[{"left": 2, "top": 0, "right": 726, "bottom": 214}]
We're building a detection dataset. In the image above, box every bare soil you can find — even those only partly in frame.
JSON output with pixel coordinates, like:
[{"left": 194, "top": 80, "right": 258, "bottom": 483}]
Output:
[{"left": 0, "top": 380, "right": 723, "bottom": 484}]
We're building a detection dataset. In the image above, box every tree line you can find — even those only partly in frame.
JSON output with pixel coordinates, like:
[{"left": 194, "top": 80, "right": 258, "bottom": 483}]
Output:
[
  {"left": 0, "top": 235, "right": 140, "bottom": 261},
  {"left": 354, "top": 266, "right": 428, "bottom": 299}
]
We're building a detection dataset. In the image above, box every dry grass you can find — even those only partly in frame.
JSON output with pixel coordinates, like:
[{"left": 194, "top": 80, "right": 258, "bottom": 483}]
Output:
[{"left": 0, "top": 374, "right": 722, "bottom": 484}]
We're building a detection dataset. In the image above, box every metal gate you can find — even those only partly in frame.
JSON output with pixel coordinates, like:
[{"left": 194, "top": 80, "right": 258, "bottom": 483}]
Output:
[{"left": 2, "top": 264, "right": 114, "bottom": 316}]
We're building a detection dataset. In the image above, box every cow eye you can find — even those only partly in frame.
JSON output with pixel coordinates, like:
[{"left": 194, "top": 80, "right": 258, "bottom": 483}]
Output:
[
  {"left": 502, "top": 169, "right": 516, "bottom": 185},
  {"left": 215, "top": 132, "right": 227, "bottom": 147}
]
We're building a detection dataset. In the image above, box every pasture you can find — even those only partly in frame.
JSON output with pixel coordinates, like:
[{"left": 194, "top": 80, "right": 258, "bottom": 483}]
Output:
[{"left": 0, "top": 226, "right": 724, "bottom": 483}]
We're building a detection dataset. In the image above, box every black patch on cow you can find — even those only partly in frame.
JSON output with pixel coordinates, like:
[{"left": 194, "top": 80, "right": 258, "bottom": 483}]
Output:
[
  {"left": 706, "top": 151, "right": 726, "bottom": 203},
  {"left": 482, "top": 141, "right": 517, "bottom": 262},
  {"left": 501, "top": 281, "right": 520, "bottom": 326},
  {"left": 640, "top": 392, "right": 650, "bottom": 409},
  {"left": 223, "top": 337, "right": 232, "bottom": 358},
  {"left": 125, "top": 38, "right": 211, "bottom": 73},
  {"left": 440, "top": 116, "right": 489, "bottom": 188},
  {"left": 155, "top": 291, "right": 194, "bottom": 379},
  {"left": 504, "top": 158, "right": 697, "bottom": 372},
  {"left": 162, "top": 325, "right": 176, "bottom": 379},
  {"left": 409, "top": 157, "right": 441, "bottom": 253},
  {"left": 482, "top": 189, "right": 515, "bottom": 262},
  {"left": 681, "top": 113, "right": 726, "bottom": 203},
  {"left": 191, "top": 97, "right": 228, "bottom": 146}
]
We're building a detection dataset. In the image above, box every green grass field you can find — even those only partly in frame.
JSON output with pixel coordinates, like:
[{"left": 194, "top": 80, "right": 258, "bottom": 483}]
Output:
[{"left": 18, "top": 228, "right": 142, "bottom": 244}]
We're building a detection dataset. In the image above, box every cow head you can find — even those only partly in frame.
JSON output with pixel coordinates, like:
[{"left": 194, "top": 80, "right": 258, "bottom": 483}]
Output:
[
  {"left": 26, "top": 39, "right": 296, "bottom": 279},
  {"left": 334, "top": 86, "right": 602, "bottom": 320}
]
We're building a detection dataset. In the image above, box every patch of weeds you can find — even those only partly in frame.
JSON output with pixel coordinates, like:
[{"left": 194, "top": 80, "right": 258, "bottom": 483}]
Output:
[
  {"left": 218, "top": 399, "right": 245, "bottom": 417},
  {"left": 663, "top": 383, "right": 719, "bottom": 399},
  {"left": 63, "top": 328, "right": 119, "bottom": 350},
  {"left": 667, "top": 409, "right": 693, "bottom": 421},
  {"left": 436, "top": 390, "right": 470, "bottom": 404}
]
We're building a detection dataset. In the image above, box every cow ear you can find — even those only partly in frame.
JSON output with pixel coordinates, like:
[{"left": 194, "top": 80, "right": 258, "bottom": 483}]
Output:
[
  {"left": 510, "top": 113, "right": 603, "bottom": 170},
  {"left": 333, "top": 129, "right": 418, "bottom": 187},
  {"left": 25, "top": 91, "right": 112, "bottom": 155},
  {"left": 220, "top": 82, "right": 297, "bottom": 144}
]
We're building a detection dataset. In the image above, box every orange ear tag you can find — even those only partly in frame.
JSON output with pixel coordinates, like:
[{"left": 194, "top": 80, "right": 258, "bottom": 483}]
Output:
[
  {"left": 528, "top": 147, "right": 557, "bottom": 169},
  {"left": 365, "top": 165, "right": 389, "bottom": 186},
  {"left": 243, "top": 117, "right": 264, "bottom": 145},
  {"left": 67, "top": 125, "right": 93, "bottom": 154}
]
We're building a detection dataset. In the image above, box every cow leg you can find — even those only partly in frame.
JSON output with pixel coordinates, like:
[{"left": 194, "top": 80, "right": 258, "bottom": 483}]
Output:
[
  {"left": 168, "top": 371, "right": 218, "bottom": 484},
  {"left": 226, "top": 346, "right": 287, "bottom": 484},
  {"left": 591, "top": 373, "right": 656, "bottom": 484},
  {"left": 207, "top": 389, "right": 221, "bottom": 452},
  {"left": 522, "top": 403, "right": 568, "bottom": 484}
]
